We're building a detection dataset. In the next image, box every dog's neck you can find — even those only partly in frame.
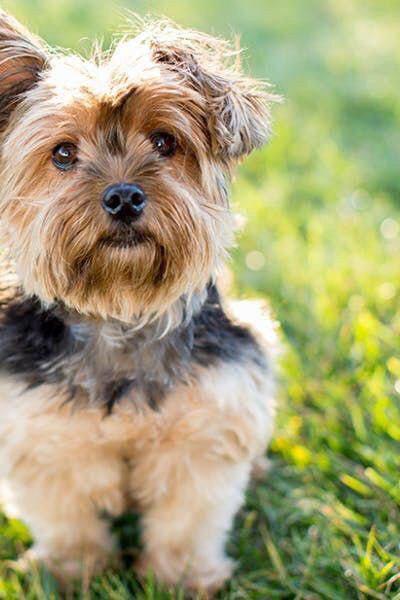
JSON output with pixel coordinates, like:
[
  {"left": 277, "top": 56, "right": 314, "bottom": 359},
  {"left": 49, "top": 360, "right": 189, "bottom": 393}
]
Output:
[
  {"left": 63, "top": 285, "right": 208, "bottom": 340},
  {"left": 0, "top": 281, "right": 263, "bottom": 411},
  {"left": 52, "top": 287, "right": 209, "bottom": 410}
]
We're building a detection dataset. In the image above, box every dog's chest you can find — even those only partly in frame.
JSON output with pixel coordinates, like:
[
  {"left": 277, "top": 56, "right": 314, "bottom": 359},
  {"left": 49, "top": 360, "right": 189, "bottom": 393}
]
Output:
[
  {"left": 0, "top": 286, "right": 265, "bottom": 411},
  {"left": 66, "top": 321, "right": 194, "bottom": 410},
  {"left": 0, "top": 296, "right": 194, "bottom": 410}
]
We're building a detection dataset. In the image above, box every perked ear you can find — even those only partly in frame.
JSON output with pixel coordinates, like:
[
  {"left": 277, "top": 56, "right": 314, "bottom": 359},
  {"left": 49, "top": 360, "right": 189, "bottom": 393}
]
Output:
[
  {"left": 148, "top": 22, "right": 279, "bottom": 160},
  {"left": 0, "top": 11, "right": 48, "bottom": 130}
]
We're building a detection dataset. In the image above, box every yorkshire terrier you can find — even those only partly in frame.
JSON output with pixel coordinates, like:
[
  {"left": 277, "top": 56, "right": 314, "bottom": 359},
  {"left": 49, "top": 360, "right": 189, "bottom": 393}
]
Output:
[{"left": 0, "top": 10, "right": 278, "bottom": 594}]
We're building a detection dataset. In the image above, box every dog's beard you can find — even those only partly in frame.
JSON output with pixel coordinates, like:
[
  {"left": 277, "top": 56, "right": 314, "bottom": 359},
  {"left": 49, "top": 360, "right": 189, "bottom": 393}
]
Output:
[
  {"left": 0, "top": 100, "right": 234, "bottom": 326},
  {"left": 10, "top": 189, "right": 226, "bottom": 324}
]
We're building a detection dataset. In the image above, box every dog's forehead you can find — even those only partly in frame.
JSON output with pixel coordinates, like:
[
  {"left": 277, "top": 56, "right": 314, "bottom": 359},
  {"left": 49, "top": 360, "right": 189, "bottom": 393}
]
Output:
[
  {"left": 21, "top": 47, "right": 205, "bottom": 154},
  {"left": 37, "top": 43, "right": 201, "bottom": 131},
  {"left": 46, "top": 45, "right": 159, "bottom": 102}
]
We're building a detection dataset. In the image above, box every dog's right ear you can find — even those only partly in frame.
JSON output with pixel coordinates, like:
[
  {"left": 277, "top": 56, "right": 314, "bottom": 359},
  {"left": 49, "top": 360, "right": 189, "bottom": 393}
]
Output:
[{"left": 0, "top": 11, "right": 48, "bottom": 130}]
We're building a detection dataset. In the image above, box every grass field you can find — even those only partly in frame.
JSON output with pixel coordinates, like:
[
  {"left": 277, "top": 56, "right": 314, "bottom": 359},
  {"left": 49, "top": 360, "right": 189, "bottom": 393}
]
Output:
[{"left": 1, "top": 0, "right": 400, "bottom": 598}]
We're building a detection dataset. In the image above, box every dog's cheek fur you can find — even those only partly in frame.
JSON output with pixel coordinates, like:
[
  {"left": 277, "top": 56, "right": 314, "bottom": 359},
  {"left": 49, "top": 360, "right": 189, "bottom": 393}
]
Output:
[
  {"left": 1, "top": 94, "right": 228, "bottom": 320},
  {"left": 0, "top": 127, "right": 230, "bottom": 322}
]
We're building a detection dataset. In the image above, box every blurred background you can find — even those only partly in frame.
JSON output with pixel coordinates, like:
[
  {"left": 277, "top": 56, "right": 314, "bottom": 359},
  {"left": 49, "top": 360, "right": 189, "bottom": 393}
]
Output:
[{"left": 1, "top": 1, "right": 399, "bottom": 598}]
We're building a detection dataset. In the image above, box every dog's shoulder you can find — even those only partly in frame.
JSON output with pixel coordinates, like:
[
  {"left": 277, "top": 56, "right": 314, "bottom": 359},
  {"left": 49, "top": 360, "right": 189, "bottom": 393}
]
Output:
[
  {"left": 191, "top": 284, "right": 278, "bottom": 371},
  {"left": 0, "top": 276, "right": 70, "bottom": 385}
]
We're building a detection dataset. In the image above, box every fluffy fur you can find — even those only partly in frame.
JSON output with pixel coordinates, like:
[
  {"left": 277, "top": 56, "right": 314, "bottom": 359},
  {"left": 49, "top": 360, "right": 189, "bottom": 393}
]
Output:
[{"left": 0, "top": 11, "right": 278, "bottom": 594}]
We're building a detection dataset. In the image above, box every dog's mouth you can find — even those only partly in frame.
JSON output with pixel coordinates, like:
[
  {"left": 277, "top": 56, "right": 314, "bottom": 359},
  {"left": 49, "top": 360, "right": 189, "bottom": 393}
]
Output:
[{"left": 99, "top": 229, "right": 152, "bottom": 249}]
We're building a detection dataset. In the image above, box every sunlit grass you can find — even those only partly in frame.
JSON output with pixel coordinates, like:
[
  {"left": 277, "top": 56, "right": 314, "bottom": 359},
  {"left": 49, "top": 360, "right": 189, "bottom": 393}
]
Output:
[{"left": 1, "top": 0, "right": 400, "bottom": 598}]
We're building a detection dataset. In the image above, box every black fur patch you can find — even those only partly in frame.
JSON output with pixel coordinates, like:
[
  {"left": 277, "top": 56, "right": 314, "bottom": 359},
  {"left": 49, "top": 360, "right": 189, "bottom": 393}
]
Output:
[
  {"left": 192, "top": 284, "right": 266, "bottom": 369},
  {"left": 0, "top": 284, "right": 266, "bottom": 408},
  {"left": 0, "top": 294, "right": 72, "bottom": 387}
]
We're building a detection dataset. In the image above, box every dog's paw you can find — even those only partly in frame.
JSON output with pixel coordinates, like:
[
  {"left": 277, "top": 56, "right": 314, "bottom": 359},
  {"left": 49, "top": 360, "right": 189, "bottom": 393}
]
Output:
[
  {"left": 184, "top": 558, "right": 234, "bottom": 596},
  {"left": 10, "top": 545, "right": 112, "bottom": 586},
  {"left": 135, "top": 553, "right": 234, "bottom": 596},
  {"left": 3, "top": 549, "right": 38, "bottom": 574}
]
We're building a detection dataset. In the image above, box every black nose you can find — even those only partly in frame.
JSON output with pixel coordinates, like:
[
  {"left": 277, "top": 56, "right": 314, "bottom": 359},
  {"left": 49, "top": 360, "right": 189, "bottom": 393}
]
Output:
[{"left": 102, "top": 183, "right": 147, "bottom": 222}]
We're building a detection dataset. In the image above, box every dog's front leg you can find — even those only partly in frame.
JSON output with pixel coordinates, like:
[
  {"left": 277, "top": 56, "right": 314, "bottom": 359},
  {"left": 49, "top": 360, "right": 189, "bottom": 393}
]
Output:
[
  {"left": 0, "top": 380, "right": 127, "bottom": 583},
  {"left": 133, "top": 446, "right": 250, "bottom": 593},
  {"left": 5, "top": 451, "right": 126, "bottom": 584},
  {"left": 130, "top": 363, "right": 274, "bottom": 594},
  {"left": 10, "top": 473, "right": 116, "bottom": 584}
]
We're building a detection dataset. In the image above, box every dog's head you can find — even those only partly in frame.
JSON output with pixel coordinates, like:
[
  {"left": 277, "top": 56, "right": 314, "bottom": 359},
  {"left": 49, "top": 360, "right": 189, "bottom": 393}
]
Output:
[{"left": 0, "top": 12, "right": 275, "bottom": 322}]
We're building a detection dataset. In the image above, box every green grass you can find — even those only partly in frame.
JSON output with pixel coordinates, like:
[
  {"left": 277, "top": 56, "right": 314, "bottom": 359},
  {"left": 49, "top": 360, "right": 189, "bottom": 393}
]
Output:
[{"left": 1, "top": 0, "right": 400, "bottom": 598}]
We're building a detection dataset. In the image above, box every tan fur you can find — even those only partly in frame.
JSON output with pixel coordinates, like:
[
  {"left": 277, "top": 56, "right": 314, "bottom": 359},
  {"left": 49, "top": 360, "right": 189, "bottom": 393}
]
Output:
[
  {"left": 0, "top": 15, "right": 277, "bottom": 325},
  {"left": 0, "top": 354, "right": 276, "bottom": 589},
  {"left": 0, "top": 11, "right": 278, "bottom": 594}
]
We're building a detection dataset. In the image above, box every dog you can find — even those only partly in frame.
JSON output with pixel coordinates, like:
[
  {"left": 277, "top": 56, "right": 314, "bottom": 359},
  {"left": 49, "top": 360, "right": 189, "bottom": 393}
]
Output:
[{"left": 0, "top": 11, "right": 278, "bottom": 594}]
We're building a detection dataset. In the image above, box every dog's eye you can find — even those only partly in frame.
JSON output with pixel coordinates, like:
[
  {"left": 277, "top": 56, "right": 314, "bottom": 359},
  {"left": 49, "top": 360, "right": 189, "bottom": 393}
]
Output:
[
  {"left": 52, "top": 143, "right": 78, "bottom": 171},
  {"left": 150, "top": 132, "right": 177, "bottom": 157}
]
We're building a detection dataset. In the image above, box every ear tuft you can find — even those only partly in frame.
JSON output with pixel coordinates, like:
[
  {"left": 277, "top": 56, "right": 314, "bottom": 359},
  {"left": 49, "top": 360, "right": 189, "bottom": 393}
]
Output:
[
  {"left": 207, "top": 75, "right": 278, "bottom": 159},
  {"left": 145, "top": 20, "right": 280, "bottom": 160},
  {"left": 0, "top": 11, "right": 48, "bottom": 130}
]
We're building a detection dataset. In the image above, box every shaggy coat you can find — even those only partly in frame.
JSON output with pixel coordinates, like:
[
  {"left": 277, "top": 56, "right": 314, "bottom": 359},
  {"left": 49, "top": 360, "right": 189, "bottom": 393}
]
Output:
[{"left": 0, "top": 11, "right": 278, "bottom": 593}]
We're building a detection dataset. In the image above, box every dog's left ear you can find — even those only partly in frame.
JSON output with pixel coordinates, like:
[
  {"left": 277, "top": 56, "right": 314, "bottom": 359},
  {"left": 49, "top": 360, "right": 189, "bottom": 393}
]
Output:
[
  {"left": 0, "top": 11, "right": 48, "bottom": 130},
  {"left": 200, "top": 71, "right": 274, "bottom": 160},
  {"left": 151, "top": 27, "right": 278, "bottom": 160}
]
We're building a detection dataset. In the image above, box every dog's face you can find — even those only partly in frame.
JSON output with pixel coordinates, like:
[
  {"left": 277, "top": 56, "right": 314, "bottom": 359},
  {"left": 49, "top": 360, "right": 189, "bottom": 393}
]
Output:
[{"left": 0, "top": 13, "right": 274, "bottom": 322}]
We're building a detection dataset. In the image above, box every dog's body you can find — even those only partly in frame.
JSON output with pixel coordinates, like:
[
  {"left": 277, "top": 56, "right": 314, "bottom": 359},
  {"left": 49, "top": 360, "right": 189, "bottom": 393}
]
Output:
[
  {"left": 0, "top": 11, "right": 277, "bottom": 593},
  {"left": 0, "top": 277, "right": 277, "bottom": 590}
]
